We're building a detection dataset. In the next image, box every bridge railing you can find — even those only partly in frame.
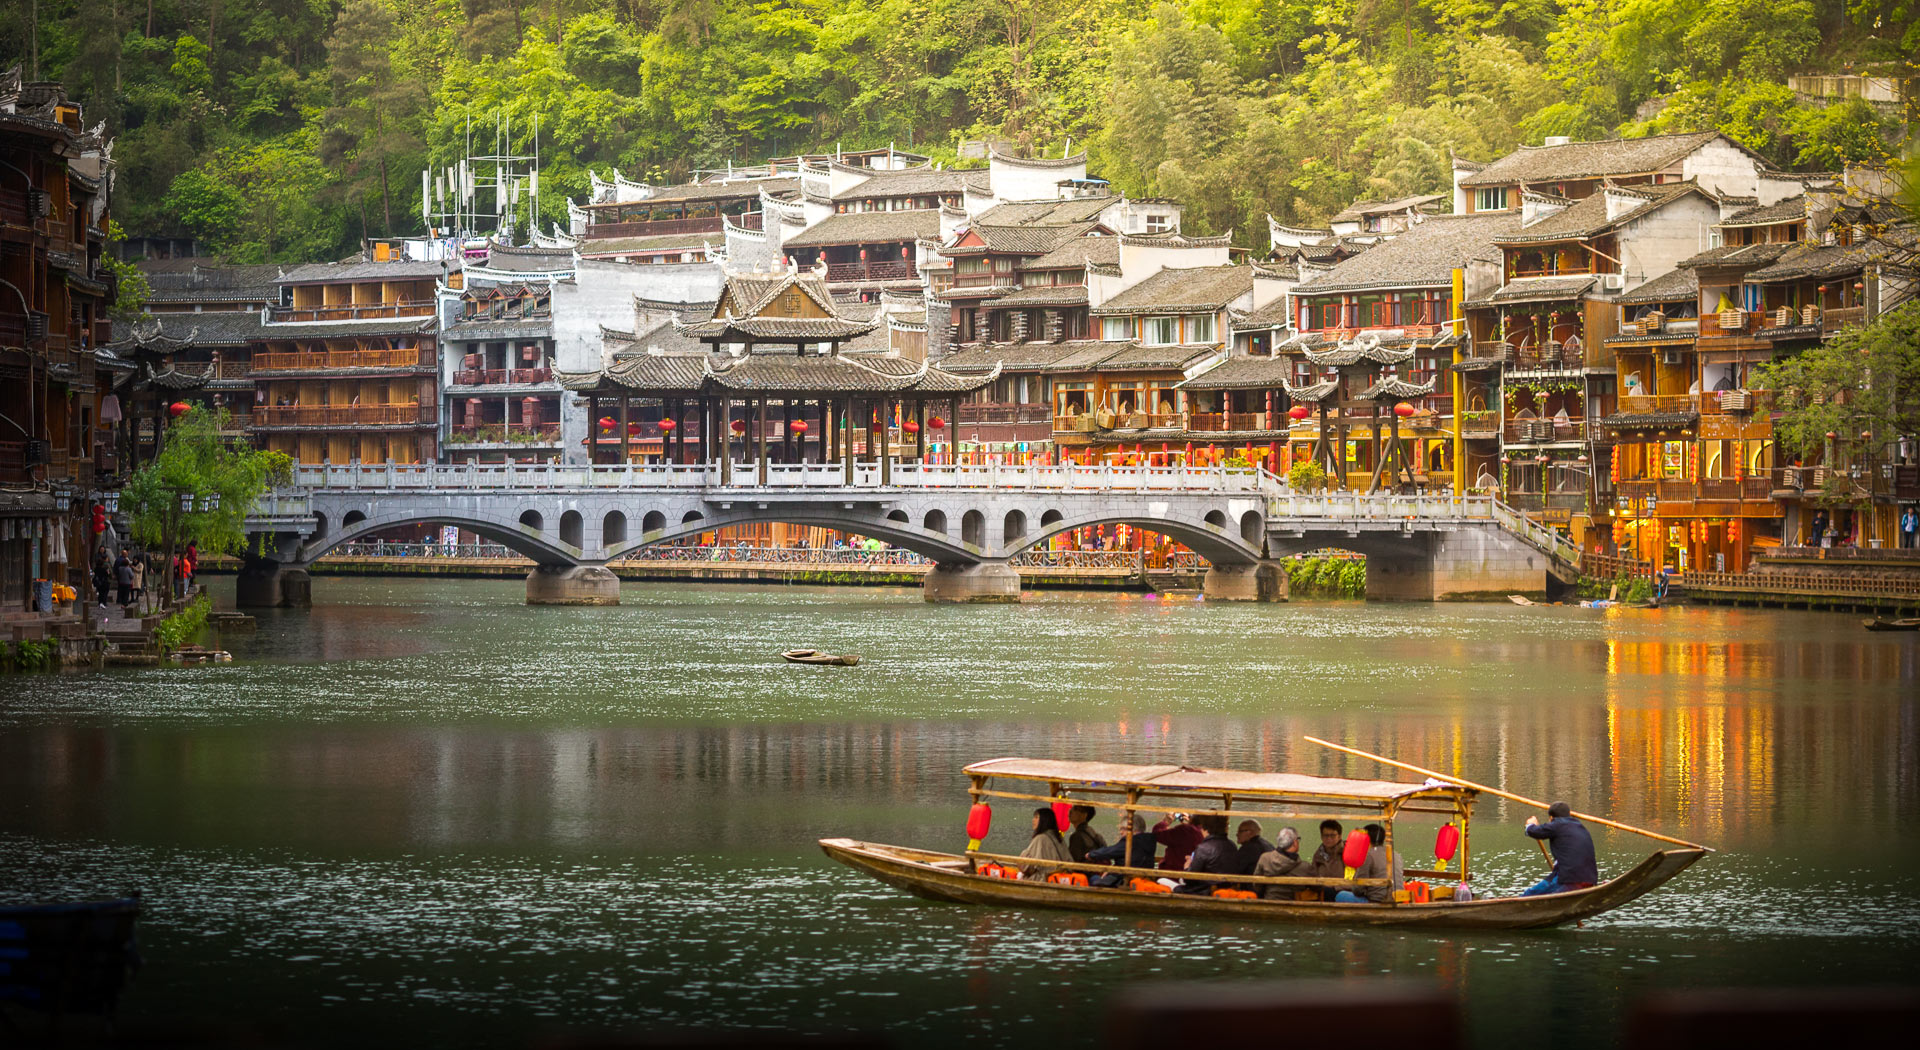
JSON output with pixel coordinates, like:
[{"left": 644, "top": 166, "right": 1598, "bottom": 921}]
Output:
[
  {"left": 1489, "top": 498, "right": 1583, "bottom": 569},
  {"left": 1267, "top": 493, "right": 1497, "bottom": 521},
  {"left": 285, "top": 461, "right": 1284, "bottom": 493},
  {"left": 317, "top": 541, "right": 1155, "bottom": 570}
]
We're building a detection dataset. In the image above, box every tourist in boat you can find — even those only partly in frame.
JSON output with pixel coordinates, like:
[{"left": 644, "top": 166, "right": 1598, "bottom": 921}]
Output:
[
  {"left": 1522, "top": 802, "right": 1599, "bottom": 895},
  {"left": 1153, "top": 813, "right": 1204, "bottom": 871},
  {"left": 1087, "top": 813, "right": 1156, "bottom": 885},
  {"left": 1253, "top": 827, "right": 1306, "bottom": 899},
  {"left": 1173, "top": 814, "right": 1239, "bottom": 894},
  {"left": 1234, "top": 819, "right": 1274, "bottom": 874},
  {"left": 1018, "top": 807, "right": 1071, "bottom": 878},
  {"left": 1306, "top": 819, "right": 1345, "bottom": 884},
  {"left": 1333, "top": 824, "right": 1405, "bottom": 904},
  {"left": 1066, "top": 805, "right": 1107, "bottom": 863}
]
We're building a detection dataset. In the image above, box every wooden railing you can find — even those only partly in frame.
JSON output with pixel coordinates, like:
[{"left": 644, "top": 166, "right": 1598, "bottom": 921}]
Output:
[
  {"left": 252, "top": 349, "right": 428, "bottom": 371},
  {"left": 957, "top": 402, "right": 1052, "bottom": 425},
  {"left": 452, "top": 367, "right": 554, "bottom": 386},
  {"left": 1582, "top": 551, "right": 1653, "bottom": 580},
  {"left": 216, "top": 358, "right": 252, "bottom": 379},
  {"left": 448, "top": 423, "right": 563, "bottom": 444},
  {"left": 1617, "top": 394, "right": 1700, "bottom": 414},
  {"left": 583, "top": 215, "right": 727, "bottom": 239},
  {"left": 1682, "top": 569, "right": 1920, "bottom": 601},
  {"left": 268, "top": 301, "right": 435, "bottom": 323},
  {"left": 825, "top": 259, "right": 914, "bottom": 283},
  {"left": 1187, "top": 412, "right": 1275, "bottom": 432},
  {"left": 252, "top": 404, "right": 437, "bottom": 427},
  {"left": 1504, "top": 419, "right": 1589, "bottom": 442}
]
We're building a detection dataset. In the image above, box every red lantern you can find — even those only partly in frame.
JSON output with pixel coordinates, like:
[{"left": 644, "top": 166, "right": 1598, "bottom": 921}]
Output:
[
  {"left": 598, "top": 415, "right": 615, "bottom": 430},
  {"left": 903, "top": 419, "right": 920, "bottom": 434},
  {"left": 928, "top": 416, "right": 946, "bottom": 429},
  {"left": 1394, "top": 402, "right": 1416, "bottom": 418},
  {"left": 627, "top": 422, "right": 643, "bottom": 436},
  {"left": 731, "top": 419, "right": 747, "bottom": 434},
  {"left": 169, "top": 402, "right": 191, "bottom": 418},
  {"left": 659, "top": 417, "right": 677, "bottom": 432},
  {"left": 1288, "top": 404, "right": 1311, "bottom": 421},
  {"left": 1435, "top": 823, "right": 1460, "bottom": 867},
  {"left": 790, "top": 419, "right": 809, "bottom": 435},
  {"left": 1342, "top": 829, "right": 1371, "bottom": 873},
  {"left": 91, "top": 504, "right": 107, "bottom": 535},
  {"left": 966, "top": 802, "right": 992, "bottom": 843},
  {"left": 1052, "top": 801, "right": 1072, "bottom": 835}
]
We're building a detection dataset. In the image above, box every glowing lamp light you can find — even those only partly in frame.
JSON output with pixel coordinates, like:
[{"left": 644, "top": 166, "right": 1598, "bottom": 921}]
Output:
[
  {"left": 169, "top": 402, "right": 191, "bottom": 418},
  {"left": 1434, "top": 823, "right": 1460, "bottom": 872},
  {"left": 1342, "top": 828, "right": 1371, "bottom": 878},
  {"left": 1825, "top": 431, "right": 1838, "bottom": 441},
  {"left": 1860, "top": 430, "right": 1871, "bottom": 440},
  {"left": 1394, "top": 402, "right": 1416, "bottom": 419},
  {"left": 789, "top": 420, "right": 809, "bottom": 435},
  {"left": 658, "top": 417, "right": 677, "bottom": 432},
  {"left": 1289, "top": 404, "right": 1311, "bottom": 421}
]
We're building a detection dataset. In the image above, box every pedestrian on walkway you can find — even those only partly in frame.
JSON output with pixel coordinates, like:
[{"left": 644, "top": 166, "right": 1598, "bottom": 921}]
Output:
[{"left": 115, "top": 551, "right": 134, "bottom": 607}]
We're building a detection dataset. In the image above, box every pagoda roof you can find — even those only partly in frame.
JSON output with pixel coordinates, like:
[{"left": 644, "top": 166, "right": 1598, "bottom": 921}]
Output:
[
  {"left": 1302, "top": 334, "right": 1415, "bottom": 367},
  {"left": 1354, "top": 376, "right": 1437, "bottom": 401}
]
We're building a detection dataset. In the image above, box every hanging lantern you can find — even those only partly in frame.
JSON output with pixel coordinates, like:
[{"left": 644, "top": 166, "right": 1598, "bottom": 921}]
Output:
[
  {"left": 928, "top": 416, "right": 946, "bottom": 429},
  {"left": 1394, "top": 402, "right": 1416, "bottom": 419},
  {"left": 1052, "top": 801, "right": 1072, "bottom": 836},
  {"left": 731, "top": 419, "right": 747, "bottom": 434},
  {"left": 598, "top": 415, "right": 615, "bottom": 430},
  {"left": 965, "top": 802, "right": 992, "bottom": 851},
  {"left": 1434, "top": 823, "right": 1460, "bottom": 871},
  {"left": 790, "top": 419, "right": 809, "bottom": 435},
  {"left": 1860, "top": 430, "right": 1872, "bottom": 441},
  {"left": 169, "top": 402, "right": 191, "bottom": 418},
  {"left": 1289, "top": 404, "right": 1311, "bottom": 421},
  {"left": 903, "top": 419, "right": 920, "bottom": 434},
  {"left": 1341, "top": 829, "right": 1371, "bottom": 879},
  {"left": 658, "top": 417, "right": 677, "bottom": 432},
  {"left": 627, "top": 422, "right": 643, "bottom": 436},
  {"left": 1825, "top": 431, "right": 1837, "bottom": 441}
]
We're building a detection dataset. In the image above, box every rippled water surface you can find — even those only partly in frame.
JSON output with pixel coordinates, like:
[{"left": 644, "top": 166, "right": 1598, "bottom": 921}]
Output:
[{"left": 2, "top": 577, "right": 1917, "bottom": 1046}]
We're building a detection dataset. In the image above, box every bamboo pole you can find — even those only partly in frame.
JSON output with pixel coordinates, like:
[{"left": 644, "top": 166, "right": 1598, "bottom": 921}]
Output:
[{"left": 1303, "top": 736, "right": 1712, "bottom": 852}]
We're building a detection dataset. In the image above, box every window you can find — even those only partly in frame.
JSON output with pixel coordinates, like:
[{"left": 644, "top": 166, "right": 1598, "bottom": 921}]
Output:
[
  {"left": 1143, "top": 317, "right": 1177, "bottom": 345},
  {"left": 1103, "top": 317, "right": 1133, "bottom": 341},
  {"left": 1145, "top": 214, "right": 1172, "bottom": 234},
  {"left": 1187, "top": 314, "right": 1216, "bottom": 343},
  {"left": 1476, "top": 187, "right": 1509, "bottom": 211}
]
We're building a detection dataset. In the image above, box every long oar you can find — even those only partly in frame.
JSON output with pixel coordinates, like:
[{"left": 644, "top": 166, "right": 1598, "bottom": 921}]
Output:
[{"left": 1303, "top": 736, "right": 1712, "bottom": 852}]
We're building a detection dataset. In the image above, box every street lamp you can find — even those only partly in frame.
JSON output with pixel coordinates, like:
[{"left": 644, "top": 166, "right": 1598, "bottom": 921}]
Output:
[
  {"left": 178, "top": 490, "right": 194, "bottom": 513},
  {"left": 52, "top": 485, "right": 72, "bottom": 512}
]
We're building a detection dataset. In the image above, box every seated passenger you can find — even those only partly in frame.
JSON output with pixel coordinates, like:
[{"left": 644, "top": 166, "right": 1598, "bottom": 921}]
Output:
[
  {"left": 1066, "top": 804, "right": 1108, "bottom": 863},
  {"left": 1333, "top": 823, "right": 1405, "bottom": 904},
  {"left": 1234, "top": 819, "right": 1274, "bottom": 873},
  {"left": 1018, "top": 807, "right": 1072, "bottom": 879},
  {"left": 1088, "top": 812, "right": 1158, "bottom": 886},
  {"left": 1173, "top": 814, "right": 1239, "bottom": 894},
  {"left": 1522, "top": 801, "right": 1600, "bottom": 896},
  {"left": 1253, "top": 827, "right": 1305, "bottom": 899},
  {"left": 1153, "top": 813, "right": 1205, "bottom": 871},
  {"left": 1307, "top": 819, "right": 1345, "bottom": 879}
]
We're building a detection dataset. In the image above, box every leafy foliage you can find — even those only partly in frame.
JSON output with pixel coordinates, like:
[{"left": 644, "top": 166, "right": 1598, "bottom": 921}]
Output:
[
  {"left": 10, "top": 0, "right": 1916, "bottom": 258},
  {"left": 1755, "top": 303, "right": 1920, "bottom": 462},
  {"left": 123, "top": 407, "right": 294, "bottom": 558}
]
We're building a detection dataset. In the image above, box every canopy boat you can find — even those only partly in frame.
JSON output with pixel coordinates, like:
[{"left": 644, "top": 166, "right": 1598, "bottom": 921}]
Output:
[
  {"left": 782, "top": 649, "right": 860, "bottom": 666},
  {"left": 1862, "top": 617, "right": 1920, "bottom": 632},
  {"left": 821, "top": 741, "right": 1708, "bottom": 930}
]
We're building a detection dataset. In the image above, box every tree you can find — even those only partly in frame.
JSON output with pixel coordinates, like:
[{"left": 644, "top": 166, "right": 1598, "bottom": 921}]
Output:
[
  {"left": 123, "top": 407, "right": 293, "bottom": 607},
  {"left": 1756, "top": 303, "right": 1920, "bottom": 498},
  {"left": 322, "top": 1, "right": 429, "bottom": 236}
]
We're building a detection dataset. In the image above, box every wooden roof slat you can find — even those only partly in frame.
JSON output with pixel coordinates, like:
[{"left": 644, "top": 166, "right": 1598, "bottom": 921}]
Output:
[{"left": 963, "top": 757, "right": 1469, "bottom": 804}]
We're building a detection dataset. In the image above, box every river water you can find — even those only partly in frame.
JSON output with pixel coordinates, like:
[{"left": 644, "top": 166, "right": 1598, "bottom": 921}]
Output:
[{"left": 2, "top": 578, "right": 1916, "bottom": 1046}]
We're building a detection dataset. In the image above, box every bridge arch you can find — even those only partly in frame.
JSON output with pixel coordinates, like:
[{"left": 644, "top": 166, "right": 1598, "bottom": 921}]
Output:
[
  {"left": 519, "top": 509, "right": 543, "bottom": 532},
  {"left": 559, "top": 510, "right": 583, "bottom": 548},
  {"left": 642, "top": 510, "right": 665, "bottom": 533},
  {"left": 604, "top": 511, "right": 627, "bottom": 547},
  {"left": 924, "top": 509, "right": 947, "bottom": 535},
  {"left": 1003, "top": 510, "right": 1263, "bottom": 567},
  {"left": 962, "top": 510, "right": 985, "bottom": 547},
  {"left": 1004, "top": 510, "right": 1027, "bottom": 545},
  {"left": 601, "top": 504, "right": 977, "bottom": 564},
  {"left": 295, "top": 508, "right": 586, "bottom": 566}
]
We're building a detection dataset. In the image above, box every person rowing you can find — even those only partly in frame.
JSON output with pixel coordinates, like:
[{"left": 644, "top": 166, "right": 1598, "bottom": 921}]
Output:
[{"left": 1522, "top": 801, "right": 1599, "bottom": 895}]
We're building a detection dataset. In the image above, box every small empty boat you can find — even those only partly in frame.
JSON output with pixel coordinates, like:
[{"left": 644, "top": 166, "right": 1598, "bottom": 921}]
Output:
[
  {"left": 782, "top": 649, "right": 860, "bottom": 666},
  {"left": 1862, "top": 617, "right": 1920, "bottom": 632}
]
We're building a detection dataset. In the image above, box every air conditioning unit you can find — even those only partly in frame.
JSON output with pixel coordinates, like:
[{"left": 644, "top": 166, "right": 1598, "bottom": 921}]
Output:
[
  {"left": 1600, "top": 273, "right": 1625, "bottom": 291},
  {"left": 27, "top": 190, "right": 49, "bottom": 217},
  {"left": 25, "top": 311, "right": 48, "bottom": 338},
  {"left": 1660, "top": 349, "right": 1684, "bottom": 365}
]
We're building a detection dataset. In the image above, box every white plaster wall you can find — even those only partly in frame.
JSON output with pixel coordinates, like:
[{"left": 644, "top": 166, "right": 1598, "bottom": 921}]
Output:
[
  {"left": 988, "top": 153, "right": 1084, "bottom": 204},
  {"left": 1679, "top": 139, "right": 1764, "bottom": 198},
  {"left": 1618, "top": 195, "right": 1721, "bottom": 288},
  {"left": 1251, "top": 271, "right": 1293, "bottom": 311}
]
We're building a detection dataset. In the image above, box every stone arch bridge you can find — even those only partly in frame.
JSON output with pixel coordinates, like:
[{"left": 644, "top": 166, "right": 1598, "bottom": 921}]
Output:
[{"left": 240, "top": 463, "right": 1571, "bottom": 606}]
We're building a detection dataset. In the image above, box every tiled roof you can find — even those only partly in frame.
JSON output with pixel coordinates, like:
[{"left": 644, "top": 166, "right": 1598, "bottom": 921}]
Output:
[
  {"left": 483, "top": 244, "right": 573, "bottom": 272},
  {"left": 781, "top": 209, "right": 941, "bottom": 248},
  {"left": 1303, "top": 338, "right": 1414, "bottom": 367},
  {"left": 1089, "top": 265, "right": 1253, "bottom": 315},
  {"left": 124, "top": 310, "right": 265, "bottom": 346},
  {"left": 1017, "top": 236, "right": 1120, "bottom": 271},
  {"left": 708, "top": 350, "right": 987, "bottom": 393},
  {"left": 1355, "top": 376, "right": 1437, "bottom": 400},
  {"left": 1498, "top": 183, "right": 1703, "bottom": 243},
  {"left": 1617, "top": 269, "right": 1699, "bottom": 305},
  {"left": 987, "top": 150, "right": 1089, "bottom": 170},
  {"left": 1178, "top": 354, "right": 1295, "bottom": 390},
  {"left": 141, "top": 262, "right": 282, "bottom": 303},
  {"left": 278, "top": 259, "right": 451, "bottom": 283},
  {"left": 1045, "top": 340, "right": 1141, "bottom": 372},
  {"left": 1676, "top": 242, "right": 1797, "bottom": 271},
  {"left": 1294, "top": 213, "right": 1521, "bottom": 295},
  {"left": 954, "top": 221, "right": 1101, "bottom": 255},
  {"left": 576, "top": 233, "right": 715, "bottom": 254},
  {"left": 1720, "top": 197, "right": 1806, "bottom": 228},
  {"left": 986, "top": 284, "right": 1089, "bottom": 308},
  {"left": 936, "top": 340, "right": 1117, "bottom": 374},
  {"left": 1458, "top": 133, "right": 1725, "bottom": 188},
  {"left": 678, "top": 316, "right": 878, "bottom": 342},
  {"left": 444, "top": 318, "right": 553, "bottom": 341},
  {"left": 1232, "top": 297, "right": 1295, "bottom": 330},
  {"left": 973, "top": 197, "right": 1113, "bottom": 227},
  {"left": 557, "top": 352, "right": 708, "bottom": 392},
  {"left": 1481, "top": 276, "right": 1597, "bottom": 305},
  {"left": 1743, "top": 242, "right": 1884, "bottom": 284},
  {"left": 831, "top": 167, "right": 973, "bottom": 200},
  {"left": 600, "top": 177, "right": 798, "bottom": 205},
  {"left": 1328, "top": 194, "right": 1445, "bottom": 224},
  {"left": 1092, "top": 343, "right": 1218, "bottom": 371}
]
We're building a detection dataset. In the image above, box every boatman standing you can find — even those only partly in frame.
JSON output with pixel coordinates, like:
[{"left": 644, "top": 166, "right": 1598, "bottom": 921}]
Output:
[{"left": 1522, "top": 801, "right": 1599, "bottom": 896}]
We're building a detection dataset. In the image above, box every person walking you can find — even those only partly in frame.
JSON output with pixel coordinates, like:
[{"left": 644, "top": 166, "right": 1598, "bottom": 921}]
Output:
[
  {"left": 128, "top": 553, "right": 145, "bottom": 610},
  {"left": 93, "top": 550, "right": 114, "bottom": 608},
  {"left": 112, "top": 550, "right": 132, "bottom": 607},
  {"left": 1901, "top": 506, "right": 1917, "bottom": 549}
]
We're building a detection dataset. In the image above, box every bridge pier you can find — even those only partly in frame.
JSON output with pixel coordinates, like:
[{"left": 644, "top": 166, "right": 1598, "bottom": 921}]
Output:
[
  {"left": 1366, "top": 531, "right": 1548, "bottom": 601},
  {"left": 235, "top": 558, "right": 311, "bottom": 608},
  {"left": 526, "top": 565, "right": 621, "bottom": 606},
  {"left": 923, "top": 561, "right": 1022, "bottom": 603},
  {"left": 1202, "top": 560, "right": 1288, "bottom": 602}
]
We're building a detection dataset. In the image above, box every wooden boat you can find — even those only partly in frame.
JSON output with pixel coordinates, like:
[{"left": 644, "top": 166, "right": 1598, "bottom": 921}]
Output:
[
  {"left": 782, "top": 648, "right": 860, "bottom": 666},
  {"left": 0, "top": 897, "right": 142, "bottom": 1016},
  {"left": 1862, "top": 617, "right": 1920, "bottom": 632},
  {"left": 821, "top": 750, "right": 1708, "bottom": 930}
]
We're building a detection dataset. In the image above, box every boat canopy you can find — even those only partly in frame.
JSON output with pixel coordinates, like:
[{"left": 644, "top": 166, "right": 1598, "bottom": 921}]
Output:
[{"left": 963, "top": 757, "right": 1477, "bottom": 811}]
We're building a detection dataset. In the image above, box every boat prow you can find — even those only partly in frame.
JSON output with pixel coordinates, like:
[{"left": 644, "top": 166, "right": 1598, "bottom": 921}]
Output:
[{"left": 819, "top": 837, "right": 1705, "bottom": 930}]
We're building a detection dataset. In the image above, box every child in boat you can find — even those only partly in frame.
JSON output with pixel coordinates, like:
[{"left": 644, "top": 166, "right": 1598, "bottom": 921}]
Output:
[{"left": 1018, "top": 807, "right": 1071, "bottom": 878}]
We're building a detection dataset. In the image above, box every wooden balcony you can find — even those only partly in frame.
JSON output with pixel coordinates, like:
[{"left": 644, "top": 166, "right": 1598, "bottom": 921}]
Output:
[
  {"left": 1504, "top": 418, "right": 1590, "bottom": 443},
  {"left": 1618, "top": 394, "right": 1700, "bottom": 414},
  {"left": 957, "top": 402, "right": 1052, "bottom": 425},
  {"left": 582, "top": 214, "right": 747, "bottom": 240},
  {"left": 825, "top": 260, "right": 914, "bottom": 283},
  {"left": 448, "top": 423, "right": 563, "bottom": 445},
  {"left": 452, "top": 367, "right": 555, "bottom": 386},
  {"left": 1187, "top": 412, "right": 1275, "bottom": 432},
  {"left": 252, "top": 404, "right": 437, "bottom": 427},
  {"left": 253, "top": 348, "right": 429, "bottom": 372},
  {"left": 268, "top": 301, "right": 435, "bottom": 323}
]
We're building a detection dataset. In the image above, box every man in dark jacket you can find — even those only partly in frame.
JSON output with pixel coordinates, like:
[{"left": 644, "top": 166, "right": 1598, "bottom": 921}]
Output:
[
  {"left": 1234, "top": 819, "right": 1274, "bottom": 874},
  {"left": 1065, "top": 805, "right": 1107, "bottom": 863},
  {"left": 1088, "top": 813, "right": 1157, "bottom": 886},
  {"left": 113, "top": 552, "right": 133, "bottom": 606},
  {"left": 1174, "top": 814, "right": 1239, "bottom": 894},
  {"left": 1522, "top": 801, "right": 1599, "bottom": 895}
]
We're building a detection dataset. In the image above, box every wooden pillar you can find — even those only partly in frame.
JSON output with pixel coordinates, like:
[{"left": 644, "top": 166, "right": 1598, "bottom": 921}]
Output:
[
  {"left": 756, "top": 398, "right": 769, "bottom": 486},
  {"left": 783, "top": 398, "right": 795, "bottom": 463},
  {"left": 720, "top": 398, "right": 732, "bottom": 486},
  {"left": 880, "top": 397, "right": 892, "bottom": 486},
  {"left": 915, "top": 400, "right": 926, "bottom": 462},
  {"left": 843, "top": 398, "right": 855, "bottom": 484},
  {"left": 587, "top": 394, "right": 600, "bottom": 464},
  {"left": 618, "top": 395, "right": 631, "bottom": 465}
]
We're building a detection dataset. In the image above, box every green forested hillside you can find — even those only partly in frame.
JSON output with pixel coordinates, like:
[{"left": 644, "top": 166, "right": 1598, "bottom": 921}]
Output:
[{"left": 6, "top": 1, "right": 1915, "bottom": 262}]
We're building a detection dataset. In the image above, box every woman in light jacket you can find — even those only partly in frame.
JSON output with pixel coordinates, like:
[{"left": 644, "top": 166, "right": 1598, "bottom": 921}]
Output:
[{"left": 1018, "top": 807, "right": 1071, "bottom": 879}]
